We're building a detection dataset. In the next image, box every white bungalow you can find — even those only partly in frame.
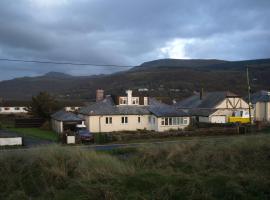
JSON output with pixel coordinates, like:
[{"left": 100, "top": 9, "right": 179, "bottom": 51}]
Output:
[
  {"left": 78, "top": 90, "right": 190, "bottom": 133},
  {"left": 0, "top": 101, "right": 28, "bottom": 114}
]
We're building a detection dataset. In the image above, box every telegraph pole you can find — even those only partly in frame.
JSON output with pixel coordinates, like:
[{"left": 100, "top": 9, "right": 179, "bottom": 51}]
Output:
[{"left": 246, "top": 67, "right": 252, "bottom": 125}]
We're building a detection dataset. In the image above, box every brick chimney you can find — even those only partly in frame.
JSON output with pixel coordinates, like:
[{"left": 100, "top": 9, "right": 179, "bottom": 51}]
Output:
[{"left": 96, "top": 89, "right": 104, "bottom": 102}]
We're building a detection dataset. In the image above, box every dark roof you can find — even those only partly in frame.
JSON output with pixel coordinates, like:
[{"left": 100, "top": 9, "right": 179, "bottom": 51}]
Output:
[
  {"left": 187, "top": 108, "right": 218, "bottom": 117},
  {"left": 112, "top": 90, "right": 149, "bottom": 97},
  {"left": 59, "top": 100, "right": 86, "bottom": 107},
  {"left": 0, "top": 100, "right": 30, "bottom": 107},
  {"left": 250, "top": 90, "right": 270, "bottom": 103},
  {"left": 148, "top": 98, "right": 188, "bottom": 117},
  {"left": 175, "top": 91, "right": 239, "bottom": 109},
  {"left": 149, "top": 106, "right": 188, "bottom": 117},
  {"left": 79, "top": 96, "right": 187, "bottom": 117},
  {"left": 51, "top": 110, "right": 84, "bottom": 122},
  {"left": 78, "top": 96, "right": 150, "bottom": 116}
]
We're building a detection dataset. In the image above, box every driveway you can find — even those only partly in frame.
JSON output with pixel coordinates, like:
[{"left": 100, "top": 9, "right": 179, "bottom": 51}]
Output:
[{"left": 0, "top": 130, "right": 54, "bottom": 147}]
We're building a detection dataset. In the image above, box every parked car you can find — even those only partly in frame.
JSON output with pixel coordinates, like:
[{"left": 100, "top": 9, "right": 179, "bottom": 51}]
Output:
[{"left": 75, "top": 124, "right": 93, "bottom": 142}]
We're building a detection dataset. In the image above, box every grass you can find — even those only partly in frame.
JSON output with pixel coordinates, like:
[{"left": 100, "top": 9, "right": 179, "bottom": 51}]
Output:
[
  {"left": 5, "top": 127, "right": 58, "bottom": 142},
  {"left": 0, "top": 134, "right": 270, "bottom": 199},
  {"left": 0, "top": 119, "right": 58, "bottom": 142}
]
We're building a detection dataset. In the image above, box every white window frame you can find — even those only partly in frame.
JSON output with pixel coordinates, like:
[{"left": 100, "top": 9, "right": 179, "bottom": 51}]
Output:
[
  {"left": 105, "top": 117, "right": 112, "bottom": 124},
  {"left": 160, "top": 117, "right": 188, "bottom": 126},
  {"left": 183, "top": 117, "right": 188, "bottom": 125},
  {"left": 119, "top": 97, "right": 128, "bottom": 105},
  {"left": 121, "top": 116, "right": 128, "bottom": 124},
  {"left": 132, "top": 97, "right": 139, "bottom": 105}
]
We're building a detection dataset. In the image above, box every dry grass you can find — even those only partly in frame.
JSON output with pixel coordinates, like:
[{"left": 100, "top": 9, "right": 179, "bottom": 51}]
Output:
[{"left": 0, "top": 134, "right": 270, "bottom": 199}]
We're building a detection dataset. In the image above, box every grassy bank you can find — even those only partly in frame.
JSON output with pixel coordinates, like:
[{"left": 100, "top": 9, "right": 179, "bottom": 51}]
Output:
[{"left": 0, "top": 134, "right": 270, "bottom": 199}]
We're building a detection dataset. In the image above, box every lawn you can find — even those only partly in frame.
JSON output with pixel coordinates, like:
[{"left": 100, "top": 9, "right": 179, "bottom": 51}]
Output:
[
  {"left": 0, "top": 134, "right": 269, "bottom": 200},
  {"left": 6, "top": 127, "right": 58, "bottom": 142},
  {"left": 0, "top": 118, "right": 58, "bottom": 142}
]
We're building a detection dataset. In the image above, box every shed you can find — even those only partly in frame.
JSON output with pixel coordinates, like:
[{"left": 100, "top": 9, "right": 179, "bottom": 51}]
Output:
[{"left": 51, "top": 110, "right": 84, "bottom": 134}]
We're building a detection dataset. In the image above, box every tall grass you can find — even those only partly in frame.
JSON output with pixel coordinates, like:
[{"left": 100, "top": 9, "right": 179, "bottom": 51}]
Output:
[
  {"left": 0, "top": 134, "right": 270, "bottom": 199},
  {"left": 0, "top": 146, "right": 133, "bottom": 200}
]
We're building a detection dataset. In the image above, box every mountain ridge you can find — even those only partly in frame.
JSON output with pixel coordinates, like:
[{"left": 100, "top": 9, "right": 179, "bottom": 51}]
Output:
[{"left": 0, "top": 58, "right": 270, "bottom": 100}]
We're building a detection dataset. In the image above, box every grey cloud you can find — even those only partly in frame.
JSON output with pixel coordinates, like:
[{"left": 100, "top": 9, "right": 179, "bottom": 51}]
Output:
[{"left": 0, "top": 0, "right": 269, "bottom": 80}]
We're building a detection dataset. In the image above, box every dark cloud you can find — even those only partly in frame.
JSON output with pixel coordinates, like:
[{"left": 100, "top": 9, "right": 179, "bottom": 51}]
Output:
[{"left": 0, "top": 0, "right": 269, "bottom": 80}]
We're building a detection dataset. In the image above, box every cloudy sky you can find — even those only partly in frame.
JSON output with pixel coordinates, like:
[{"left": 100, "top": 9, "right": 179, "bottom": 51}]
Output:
[{"left": 0, "top": 0, "right": 270, "bottom": 80}]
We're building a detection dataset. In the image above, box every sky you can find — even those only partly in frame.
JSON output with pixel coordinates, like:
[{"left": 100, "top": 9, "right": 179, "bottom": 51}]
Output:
[{"left": 0, "top": 0, "right": 270, "bottom": 80}]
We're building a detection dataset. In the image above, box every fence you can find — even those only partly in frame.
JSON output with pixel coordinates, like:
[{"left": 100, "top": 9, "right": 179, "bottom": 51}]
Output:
[{"left": 15, "top": 118, "right": 45, "bottom": 128}]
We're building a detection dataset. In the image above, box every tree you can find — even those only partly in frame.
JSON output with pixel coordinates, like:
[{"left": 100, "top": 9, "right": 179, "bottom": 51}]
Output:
[{"left": 27, "top": 92, "right": 61, "bottom": 119}]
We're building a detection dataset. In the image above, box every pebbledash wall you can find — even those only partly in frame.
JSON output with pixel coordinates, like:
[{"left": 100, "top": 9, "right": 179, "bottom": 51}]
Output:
[{"left": 83, "top": 114, "right": 190, "bottom": 133}]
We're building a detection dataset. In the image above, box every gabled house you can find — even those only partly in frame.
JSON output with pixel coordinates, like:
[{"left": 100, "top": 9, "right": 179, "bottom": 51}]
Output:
[
  {"left": 175, "top": 91, "right": 250, "bottom": 123},
  {"left": 250, "top": 90, "right": 270, "bottom": 122},
  {"left": 78, "top": 90, "right": 190, "bottom": 133}
]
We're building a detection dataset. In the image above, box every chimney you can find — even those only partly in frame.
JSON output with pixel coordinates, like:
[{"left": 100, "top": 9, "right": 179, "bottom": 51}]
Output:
[
  {"left": 200, "top": 88, "right": 204, "bottom": 100},
  {"left": 126, "top": 90, "right": 133, "bottom": 105},
  {"left": 96, "top": 89, "right": 104, "bottom": 102}
]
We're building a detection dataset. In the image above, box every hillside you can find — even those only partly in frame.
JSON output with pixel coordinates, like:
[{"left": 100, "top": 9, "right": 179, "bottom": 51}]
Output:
[{"left": 0, "top": 58, "right": 270, "bottom": 100}]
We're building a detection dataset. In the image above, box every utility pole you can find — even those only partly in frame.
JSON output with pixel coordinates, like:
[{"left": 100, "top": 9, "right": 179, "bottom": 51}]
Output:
[{"left": 246, "top": 67, "right": 252, "bottom": 125}]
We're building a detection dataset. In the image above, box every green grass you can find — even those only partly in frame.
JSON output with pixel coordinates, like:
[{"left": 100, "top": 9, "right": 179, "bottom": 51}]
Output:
[
  {"left": 0, "top": 134, "right": 270, "bottom": 199},
  {"left": 6, "top": 127, "right": 58, "bottom": 142},
  {"left": 0, "top": 118, "right": 58, "bottom": 142}
]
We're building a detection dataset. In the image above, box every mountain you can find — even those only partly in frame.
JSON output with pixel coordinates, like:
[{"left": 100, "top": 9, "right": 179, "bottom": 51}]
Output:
[
  {"left": 43, "top": 72, "right": 73, "bottom": 78},
  {"left": 137, "top": 59, "right": 228, "bottom": 69},
  {"left": 0, "top": 58, "right": 270, "bottom": 101}
]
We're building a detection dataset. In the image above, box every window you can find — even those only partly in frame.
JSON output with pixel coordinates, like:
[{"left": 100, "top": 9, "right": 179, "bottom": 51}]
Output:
[
  {"left": 172, "top": 117, "right": 177, "bottom": 125},
  {"left": 132, "top": 97, "right": 139, "bottom": 105},
  {"left": 15, "top": 107, "right": 20, "bottom": 110},
  {"left": 161, "top": 118, "right": 165, "bottom": 125},
  {"left": 165, "top": 118, "right": 168, "bottom": 125},
  {"left": 4, "top": 107, "right": 10, "bottom": 111},
  {"left": 183, "top": 117, "right": 188, "bottom": 125},
  {"left": 138, "top": 116, "right": 141, "bottom": 123},
  {"left": 179, "top": 117, "right": 184, "bottom": 124},
  {"left": 105, "top": 117, "right": 112, "bottom": 124},
  {"left": 119, "top": 97, "right": 127, "bottom": 105},
  {"left": 121, "top": 116, "right": 128, "bottom": 124},
  {"left": 153, "top": 117, "right": 155, "bottom": 124},
  {"left": 169, "top": 118, "right": 172, "bottom": 125},
  {"left": 161, "top": 117, "right": 189, "bottom": 126},
  {"left": 148, "top": 116, "right": 151, "bottom": 123}
]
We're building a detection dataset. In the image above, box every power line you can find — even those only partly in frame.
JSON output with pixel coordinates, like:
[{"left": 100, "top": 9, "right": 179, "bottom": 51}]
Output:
[{"left": 0, "top": 58, "right": 133, "bottom": 68}]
